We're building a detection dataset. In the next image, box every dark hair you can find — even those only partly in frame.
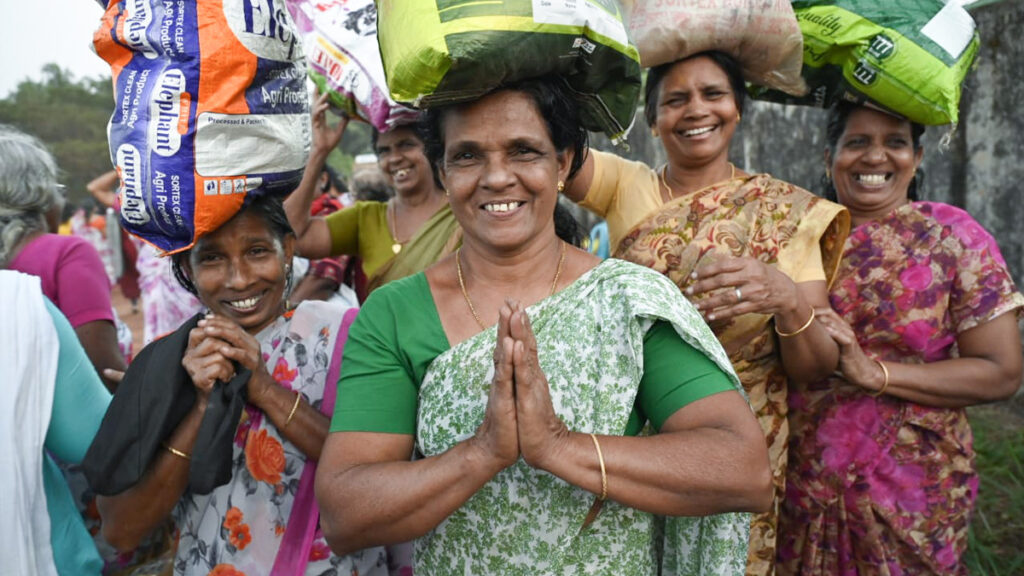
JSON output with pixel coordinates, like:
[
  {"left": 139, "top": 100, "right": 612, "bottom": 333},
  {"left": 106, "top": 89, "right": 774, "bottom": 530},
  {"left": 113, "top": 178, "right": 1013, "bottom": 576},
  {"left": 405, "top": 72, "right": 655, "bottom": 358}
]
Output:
[
  {"left": 171, "top": 194, "right": 295, "bottom": 296},
  {"left": 421, "top": 75, "right": 590, "bottom": 182},
  {"left": 321, "top": 165, "right": 348, "bottom": 194},
  {"left": 554, "top": 202, "right": 585, "bottom": 247},
  {"left": 370, "top": 115, "right": 429, "bottom": 152},
  {"left": 820, "top": 101, "right": 926, "bottom": 202},
  {"left": 644, "top": 50, "right": 746, "bottom": 129}
]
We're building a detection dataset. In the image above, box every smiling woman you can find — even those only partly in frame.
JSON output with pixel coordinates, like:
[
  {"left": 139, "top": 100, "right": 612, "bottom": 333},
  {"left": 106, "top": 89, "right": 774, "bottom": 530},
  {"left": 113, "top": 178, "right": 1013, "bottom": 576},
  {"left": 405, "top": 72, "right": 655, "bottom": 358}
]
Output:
[
  {"left": 559, "top": 50, "right": 851, "bottom": 575},
  {"left": 87, "top": 195, "right": 389, "bottom": 575},
  {"left": 778, "top": 102, "right": 1024, "bottom": 575},
  {"left": 284, "top": 92, "right": 459, "bottom": 298},
  {"left": 314, "top": 76, "right": 772, "bottom": 575}
]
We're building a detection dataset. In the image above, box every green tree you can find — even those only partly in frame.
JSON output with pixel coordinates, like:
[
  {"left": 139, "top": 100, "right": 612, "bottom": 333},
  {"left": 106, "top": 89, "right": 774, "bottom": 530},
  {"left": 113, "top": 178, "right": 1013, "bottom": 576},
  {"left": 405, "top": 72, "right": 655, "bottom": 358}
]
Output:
[{"left": 0, "top": 64, "right": 114, "bottom": 208}]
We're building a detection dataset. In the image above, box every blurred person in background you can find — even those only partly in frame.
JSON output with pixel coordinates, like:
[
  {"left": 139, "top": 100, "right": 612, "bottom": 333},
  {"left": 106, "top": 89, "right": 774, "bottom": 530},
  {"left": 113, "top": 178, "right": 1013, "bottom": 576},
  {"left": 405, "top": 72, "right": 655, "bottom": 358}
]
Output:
[{"left": 286, "top": 91, "right": 459, "bottom": 297}]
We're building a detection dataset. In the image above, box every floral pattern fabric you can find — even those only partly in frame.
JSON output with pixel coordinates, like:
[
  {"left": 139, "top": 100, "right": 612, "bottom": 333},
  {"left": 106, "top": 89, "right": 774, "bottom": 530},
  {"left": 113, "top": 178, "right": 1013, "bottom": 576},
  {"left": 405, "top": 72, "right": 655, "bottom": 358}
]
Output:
[
  {"left": 778, "top": 202, "right": 1024, "bottom": 575},
  {"left": 416, "top": 259, "right": 750, "bottom": 575},
  {"left": 171, "top": 301, "right": 388, "bottom": 576},
  {"left": 134, "top": 240, "right": 203, "bottom": 345},
  {"left": 615, "top": 174, "right": 849, "bottom": 576}
]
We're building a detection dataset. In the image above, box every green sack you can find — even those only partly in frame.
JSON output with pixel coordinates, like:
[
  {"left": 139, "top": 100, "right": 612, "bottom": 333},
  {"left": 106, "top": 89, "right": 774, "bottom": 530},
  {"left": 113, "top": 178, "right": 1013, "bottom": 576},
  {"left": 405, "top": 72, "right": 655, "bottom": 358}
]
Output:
[
  {"left": 376, "top": 0, "right": 642, "bottom": 142},
  {"left": 752, "top": 0, "right": 979, "bottom": 125}
]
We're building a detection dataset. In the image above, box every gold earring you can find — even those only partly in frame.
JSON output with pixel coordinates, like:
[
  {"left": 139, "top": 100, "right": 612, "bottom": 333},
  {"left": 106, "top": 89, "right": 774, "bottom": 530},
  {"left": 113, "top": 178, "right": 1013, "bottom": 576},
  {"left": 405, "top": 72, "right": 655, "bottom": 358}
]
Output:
[
  {"left": 736, "top": 112, "right": 742, "bottom": 123},
  {"left": 651, "top": 127, "right": 658, "bottom": 138},
  {"left": 825, "top": 168, "right": 831, "bottom": 180},
  {"left": 557, "top": 181, "right": 565, "bottom": 193}
]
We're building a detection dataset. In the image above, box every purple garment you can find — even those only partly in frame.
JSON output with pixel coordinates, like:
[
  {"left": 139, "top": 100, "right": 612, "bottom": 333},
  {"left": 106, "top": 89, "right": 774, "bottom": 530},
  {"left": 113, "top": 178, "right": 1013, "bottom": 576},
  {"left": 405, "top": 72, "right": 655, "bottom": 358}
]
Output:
[{"left": 8, "top": 234, "right": 114, "bottom": 328}]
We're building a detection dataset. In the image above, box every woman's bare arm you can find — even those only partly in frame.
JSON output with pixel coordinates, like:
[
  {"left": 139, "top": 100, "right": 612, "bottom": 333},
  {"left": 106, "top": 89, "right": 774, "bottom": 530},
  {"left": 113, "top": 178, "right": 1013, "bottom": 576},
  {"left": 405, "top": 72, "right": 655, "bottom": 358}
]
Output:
[
  {"left": 97, "top": 400, "right": 205, "bottom": 551},
  {"left": 819, "top": 308, "right": 1022, "bottom": 408},
  {"left": 284, "top": 91, "right": 347, "bottom": 260}
]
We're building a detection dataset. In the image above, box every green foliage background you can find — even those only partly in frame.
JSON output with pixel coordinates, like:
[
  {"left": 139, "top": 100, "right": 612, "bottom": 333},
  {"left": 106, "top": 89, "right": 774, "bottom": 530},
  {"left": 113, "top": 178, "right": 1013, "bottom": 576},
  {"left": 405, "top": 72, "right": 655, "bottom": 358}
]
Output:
[{"left": 0, "top": 64, "right": 114, "bottom": 207}]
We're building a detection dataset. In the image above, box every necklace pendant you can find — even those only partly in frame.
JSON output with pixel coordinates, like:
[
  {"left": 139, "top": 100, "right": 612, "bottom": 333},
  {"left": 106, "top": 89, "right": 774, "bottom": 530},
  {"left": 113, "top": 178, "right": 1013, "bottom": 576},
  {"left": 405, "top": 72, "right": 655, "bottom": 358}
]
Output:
[{"left": 392, "top": 243, "right": 402, "bottom": 254}]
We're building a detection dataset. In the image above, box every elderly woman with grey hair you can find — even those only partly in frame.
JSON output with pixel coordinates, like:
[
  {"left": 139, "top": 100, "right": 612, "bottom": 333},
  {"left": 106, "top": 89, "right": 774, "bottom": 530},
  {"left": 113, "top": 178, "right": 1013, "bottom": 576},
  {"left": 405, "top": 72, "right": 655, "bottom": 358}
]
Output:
[{"left": 0, "top": 125, "right": 127, "bottom": 391}]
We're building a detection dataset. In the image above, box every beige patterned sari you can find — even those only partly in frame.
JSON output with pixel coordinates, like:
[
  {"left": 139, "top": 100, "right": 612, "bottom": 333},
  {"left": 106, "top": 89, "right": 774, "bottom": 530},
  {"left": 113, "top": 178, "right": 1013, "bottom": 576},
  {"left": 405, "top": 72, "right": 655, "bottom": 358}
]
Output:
[{"left": 615, "top": 174, "right": 849, "bottom": 576}]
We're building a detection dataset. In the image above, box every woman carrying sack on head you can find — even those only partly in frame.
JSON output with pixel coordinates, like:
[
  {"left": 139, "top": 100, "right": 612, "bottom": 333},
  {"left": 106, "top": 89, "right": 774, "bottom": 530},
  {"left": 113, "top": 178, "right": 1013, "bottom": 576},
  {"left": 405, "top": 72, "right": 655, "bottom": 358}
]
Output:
[
  {"left": 314, "top": 76, "right": 772, "bottom": 575},
  {"left": 561, "top": 50, "right": 849, "bottom": 575},
  {"left": 85, "top": 195, "right": 388, "bottom": 576},
  {"left": 285, "top": 92, "right": 459, "bottom": 297}
]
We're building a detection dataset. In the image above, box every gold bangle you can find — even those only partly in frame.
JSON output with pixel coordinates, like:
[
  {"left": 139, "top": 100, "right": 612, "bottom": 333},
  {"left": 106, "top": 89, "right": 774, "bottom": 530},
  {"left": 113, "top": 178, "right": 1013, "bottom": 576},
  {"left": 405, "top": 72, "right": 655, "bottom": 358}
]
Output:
[
  {"left": 775, "top": 306, "right": 816, "bottom": 338},
  {"left": 283, "top": 391, "right": 302, "bottom": 429},
  {"left": 163, "top": 443, "right": 191, "bottom": 461},
  {"left": 869, "top": 360, "right": 890, "bottom": 397},
  {"left": 589, "top": 433, "right": 607, "bottom": 501}
]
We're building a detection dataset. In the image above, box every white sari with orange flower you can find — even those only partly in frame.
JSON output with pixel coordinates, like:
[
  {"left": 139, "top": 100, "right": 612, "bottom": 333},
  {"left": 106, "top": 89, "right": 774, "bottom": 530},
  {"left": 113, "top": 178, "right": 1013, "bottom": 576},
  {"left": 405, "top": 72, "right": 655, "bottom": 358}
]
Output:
[{"left": 171, "top": 301, "right": 387, "bottom": 576}]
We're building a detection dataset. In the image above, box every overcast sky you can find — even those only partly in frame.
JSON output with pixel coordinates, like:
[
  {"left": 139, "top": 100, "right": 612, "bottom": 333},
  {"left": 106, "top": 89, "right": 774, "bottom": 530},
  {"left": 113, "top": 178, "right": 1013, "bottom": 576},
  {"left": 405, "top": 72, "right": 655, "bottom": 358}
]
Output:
[{"left": 1, "top": 1, "right": 110, "bottom": 97}]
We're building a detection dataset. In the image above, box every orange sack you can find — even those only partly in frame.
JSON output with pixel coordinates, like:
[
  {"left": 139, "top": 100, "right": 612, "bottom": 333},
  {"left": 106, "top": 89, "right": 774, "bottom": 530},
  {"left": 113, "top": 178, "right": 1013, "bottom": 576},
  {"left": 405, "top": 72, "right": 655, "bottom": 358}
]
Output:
[{"left": 95, "top": 0, "right": 310, "bottom": 254}]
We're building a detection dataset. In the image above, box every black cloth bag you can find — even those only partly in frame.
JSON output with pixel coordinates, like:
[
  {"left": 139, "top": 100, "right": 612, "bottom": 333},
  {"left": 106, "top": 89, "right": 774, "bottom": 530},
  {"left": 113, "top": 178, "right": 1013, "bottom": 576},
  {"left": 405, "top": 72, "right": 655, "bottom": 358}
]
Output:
[{"left": 82, "top": 313, "right": 251, "bottom": 495}]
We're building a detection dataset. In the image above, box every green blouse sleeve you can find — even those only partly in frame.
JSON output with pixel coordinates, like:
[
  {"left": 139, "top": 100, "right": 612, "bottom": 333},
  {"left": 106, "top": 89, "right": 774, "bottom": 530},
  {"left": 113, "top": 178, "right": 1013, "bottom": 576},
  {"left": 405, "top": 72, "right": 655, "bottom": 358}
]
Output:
[
  {"left": 630, "top": 320, "right": 736, "bottom": 433},
  {"left": 325, "top": 202, "right": 363, "bottom": 257},
  {"left": 332, "top": 274, "right": 449, "bottom": 435}
]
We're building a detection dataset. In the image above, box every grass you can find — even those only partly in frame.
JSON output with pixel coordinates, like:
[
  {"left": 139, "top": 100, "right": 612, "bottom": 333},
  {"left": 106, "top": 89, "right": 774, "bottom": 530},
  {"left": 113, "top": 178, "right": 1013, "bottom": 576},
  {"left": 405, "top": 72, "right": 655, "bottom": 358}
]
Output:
[{"left": 965, "top": 401, "right": 1024, "bottom": 575}]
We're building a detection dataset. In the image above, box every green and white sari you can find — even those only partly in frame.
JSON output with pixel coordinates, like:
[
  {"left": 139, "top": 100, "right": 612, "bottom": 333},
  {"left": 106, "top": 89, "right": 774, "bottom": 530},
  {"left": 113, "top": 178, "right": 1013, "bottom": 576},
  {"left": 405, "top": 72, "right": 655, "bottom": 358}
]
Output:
[{"left": 415, "top": 259, "right": 751, "bottom": 575}]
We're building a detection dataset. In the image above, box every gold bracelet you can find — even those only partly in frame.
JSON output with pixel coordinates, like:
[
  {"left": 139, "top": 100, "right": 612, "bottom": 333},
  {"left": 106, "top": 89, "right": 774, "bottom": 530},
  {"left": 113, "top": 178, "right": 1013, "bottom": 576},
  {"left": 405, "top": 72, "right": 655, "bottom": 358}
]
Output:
[
  {"left": 283, "top": 391, "right": 302, "bottom": 429},
  {"left": 589, "top": 433, "right": 607, "bottom": 501},
  {"left": 869, "top": 360, "right": 890, "bottom": 397},
  {"left": 775, "top": 306, "right": 816, "bottom": 338},
  {"left": 163, "top": 443, "right": 191, "bottom": 461}
]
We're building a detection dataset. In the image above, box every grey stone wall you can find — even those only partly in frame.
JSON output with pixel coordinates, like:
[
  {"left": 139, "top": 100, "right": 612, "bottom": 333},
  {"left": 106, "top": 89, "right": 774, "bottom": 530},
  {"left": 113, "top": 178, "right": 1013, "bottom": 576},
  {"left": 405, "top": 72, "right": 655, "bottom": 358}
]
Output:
[{"left": 579, "top": 0, "right": 1024, "bottom": 286}]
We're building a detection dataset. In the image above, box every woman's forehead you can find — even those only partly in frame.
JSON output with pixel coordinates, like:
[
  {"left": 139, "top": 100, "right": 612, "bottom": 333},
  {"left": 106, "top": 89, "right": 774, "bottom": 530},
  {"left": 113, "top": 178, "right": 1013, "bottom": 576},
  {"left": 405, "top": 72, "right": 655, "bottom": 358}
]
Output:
[
  {"left": 442, "top": 91, "right": 546, "bottom": 143},
  {"left": 194, "top": 210, "right": 276, "bottom": 249}
]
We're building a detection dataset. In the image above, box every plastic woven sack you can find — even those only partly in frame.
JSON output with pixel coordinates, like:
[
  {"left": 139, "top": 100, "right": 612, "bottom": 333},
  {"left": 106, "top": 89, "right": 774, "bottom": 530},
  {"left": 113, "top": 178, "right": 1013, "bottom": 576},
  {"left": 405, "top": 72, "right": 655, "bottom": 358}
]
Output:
[
  {"left": 376, "top": 0, "right": 642, "bottom": 142},
  {"left": 625, "top": 0, "right": 807, "bottom": 96},
  {"left": 284, "top": 0, "right": 418, "bottom": 131},
  {"left": 751, "top": 0, "right": 979, "bottom": 125},
  {"left": 95, "top": 0, "right": 311, "bottom": 254}
]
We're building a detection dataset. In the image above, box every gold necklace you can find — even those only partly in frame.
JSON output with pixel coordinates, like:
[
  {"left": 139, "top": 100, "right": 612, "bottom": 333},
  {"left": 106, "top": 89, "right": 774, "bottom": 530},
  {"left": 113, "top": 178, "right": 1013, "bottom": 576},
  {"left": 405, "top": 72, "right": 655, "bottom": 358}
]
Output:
[
  {"left": 659, "top": 162, "right": 736, "bottom": 200},
  {"left": 457, "top": 241, "right": 567, "bottom": 330},
  {"left": 386, "top": 201, "right": 408, "bottom": 254}
]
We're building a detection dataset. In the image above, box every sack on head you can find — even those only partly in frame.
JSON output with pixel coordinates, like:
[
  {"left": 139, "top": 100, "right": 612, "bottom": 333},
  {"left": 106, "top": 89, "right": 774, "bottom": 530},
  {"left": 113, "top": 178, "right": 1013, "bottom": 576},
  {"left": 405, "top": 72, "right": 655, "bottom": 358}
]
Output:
[
  {"left": 625, "top": 0, "right": 807, "bottom": 96},
  {"left": 751, "top": 0, "right": 979, "bottom": 126},
  {"left": 284, "top": 0, "right": 418, "bottom": 131},
  {"left": 376, "top": 0, "right": 642, "bottom": 143},
  {"left": 96, "top": 0, "right": 311, "bottom": 254}
]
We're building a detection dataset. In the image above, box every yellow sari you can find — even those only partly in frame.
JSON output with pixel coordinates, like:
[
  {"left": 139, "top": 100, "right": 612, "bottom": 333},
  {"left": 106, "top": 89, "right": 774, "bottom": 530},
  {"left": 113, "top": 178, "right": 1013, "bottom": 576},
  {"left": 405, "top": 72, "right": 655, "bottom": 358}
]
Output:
[
  {"left": 615, "top": 174, "right": 849, "bottom": 576},
  {"left": 366, "top": 203, "right": 462, "bottom": 293}
]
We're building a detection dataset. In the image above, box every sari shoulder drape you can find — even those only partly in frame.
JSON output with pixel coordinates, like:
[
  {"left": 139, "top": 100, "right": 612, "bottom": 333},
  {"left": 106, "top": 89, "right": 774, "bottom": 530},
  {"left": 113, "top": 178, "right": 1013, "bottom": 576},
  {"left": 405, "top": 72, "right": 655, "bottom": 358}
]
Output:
[
  {"left": 613, "top": 174, "right": 849, "bottom": 576},
  {"left": 366, "top": 203, "right": 461, "bottom": 293},
  {"left": 414, "top": 259, "right": 748, "bottom": 575},
  {"left": 779, "top": 202, "right": 1024, "bottom": 575}
]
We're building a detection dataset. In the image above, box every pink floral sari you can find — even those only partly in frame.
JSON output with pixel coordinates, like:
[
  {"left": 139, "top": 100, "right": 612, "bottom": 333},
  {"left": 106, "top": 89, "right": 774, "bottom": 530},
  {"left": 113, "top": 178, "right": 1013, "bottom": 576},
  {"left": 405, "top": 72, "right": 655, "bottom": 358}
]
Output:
[{"left": 778, "top": 202, "right": 1024, "bottom": 575}]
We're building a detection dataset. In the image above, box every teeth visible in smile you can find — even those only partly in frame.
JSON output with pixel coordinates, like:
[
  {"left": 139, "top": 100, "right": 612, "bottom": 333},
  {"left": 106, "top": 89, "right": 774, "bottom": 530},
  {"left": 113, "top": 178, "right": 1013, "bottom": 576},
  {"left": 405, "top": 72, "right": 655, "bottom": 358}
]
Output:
[
  {"left": 228, "top": 296, "right": 260, "bottom": 310},
  {"left": 394, "top": 169, "right": 409, "bottom": 179},
  {"left": 682, "top": 126, "right": 716, "bottom": 137},
  {"left": 857, "top": 173, "right": 889, "bottom": 185},
  {"left": 484, "top": 201, "right": 524, "bottom": 213}
]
